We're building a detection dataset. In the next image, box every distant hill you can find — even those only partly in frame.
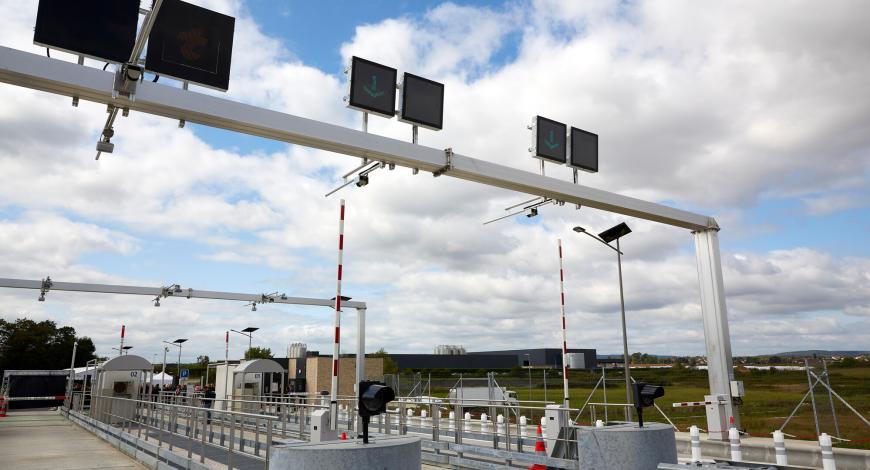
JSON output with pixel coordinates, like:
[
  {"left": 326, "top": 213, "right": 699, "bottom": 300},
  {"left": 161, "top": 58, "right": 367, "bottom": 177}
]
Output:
[{"left": 769, "top": 350, "right": 869, "bottom": 358}]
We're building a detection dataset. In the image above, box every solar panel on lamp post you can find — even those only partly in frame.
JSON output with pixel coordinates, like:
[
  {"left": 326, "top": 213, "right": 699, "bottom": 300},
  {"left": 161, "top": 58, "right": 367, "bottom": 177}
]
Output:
[
  {"left": 231, "top": 327, "right": 258, "bottom": 357},
  {"left": 573, "top": 223, "right": 633, "bottom": 421},
  {"left": 163, "top": 339, "right": 187, "bottom": 386}
]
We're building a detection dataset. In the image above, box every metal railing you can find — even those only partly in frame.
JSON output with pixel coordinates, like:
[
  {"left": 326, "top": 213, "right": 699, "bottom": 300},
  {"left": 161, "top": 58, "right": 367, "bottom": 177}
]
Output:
[{"left": 71, "top": 392, "right": 281, "bottom": 469}]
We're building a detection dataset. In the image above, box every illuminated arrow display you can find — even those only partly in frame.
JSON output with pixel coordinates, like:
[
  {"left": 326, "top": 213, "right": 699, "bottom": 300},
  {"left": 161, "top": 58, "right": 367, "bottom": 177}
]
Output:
[
  {"left": 348, "top": 56, "right": 397, "bottom": 118},
  {"left": 534, "top": 115, "right": 567, "bottom": 163}
]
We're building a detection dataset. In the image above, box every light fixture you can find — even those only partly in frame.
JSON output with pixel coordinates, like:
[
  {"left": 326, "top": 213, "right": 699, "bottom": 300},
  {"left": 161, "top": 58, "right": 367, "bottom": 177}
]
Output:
[
  {"left": 526, "top": 208, "right": 539, "bottom": 218},
  {"left": 356, "top": 174, "right": 369, "bottom": 187}
]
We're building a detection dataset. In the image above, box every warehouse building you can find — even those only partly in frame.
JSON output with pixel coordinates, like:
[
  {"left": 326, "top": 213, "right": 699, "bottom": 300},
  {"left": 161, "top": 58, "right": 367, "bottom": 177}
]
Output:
[{"left": 390, "top": 347, "right": 597, "bottom": 371}]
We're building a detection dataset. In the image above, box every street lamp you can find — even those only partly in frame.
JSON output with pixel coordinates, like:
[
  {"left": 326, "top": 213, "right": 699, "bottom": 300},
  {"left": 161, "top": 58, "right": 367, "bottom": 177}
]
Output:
[
  {"left": 163, "top": 339, "right": 188, "bottom": 386},
  {"left": 231, "top": 327, "right": 259, "bottom": 357},
  {"left": 111, "top": 345, "right": 133, "bottom": 355},
  {"left": 524, "top": 353, "right": 532, "bottom": 402},
  {"left": 573, "top": 222, "right": 633, "bottom": 421}
]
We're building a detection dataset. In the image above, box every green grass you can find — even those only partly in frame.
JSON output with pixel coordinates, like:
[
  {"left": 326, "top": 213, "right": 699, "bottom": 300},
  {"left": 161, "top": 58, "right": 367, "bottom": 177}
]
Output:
[{"left": 416, "top": 367, "right": 870, "bottom": 450}]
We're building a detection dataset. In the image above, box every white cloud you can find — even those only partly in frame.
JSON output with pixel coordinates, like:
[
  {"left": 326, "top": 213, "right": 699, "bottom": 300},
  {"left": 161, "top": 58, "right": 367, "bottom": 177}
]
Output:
[{"left": 0, "top": 0, "right": 868, "bottom": 362}]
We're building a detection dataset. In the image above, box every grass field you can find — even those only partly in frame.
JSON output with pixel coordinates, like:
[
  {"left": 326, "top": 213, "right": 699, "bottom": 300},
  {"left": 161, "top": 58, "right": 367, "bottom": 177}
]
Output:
[{"left": 413, "top": 366, "right": 870, "bottom": 450}]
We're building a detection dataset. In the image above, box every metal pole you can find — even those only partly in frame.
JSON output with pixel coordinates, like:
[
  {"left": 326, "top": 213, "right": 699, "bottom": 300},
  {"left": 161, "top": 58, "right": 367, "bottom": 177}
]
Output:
[
  {"left": 693, "top": 229, "right": 738, "bottom": 438},
  {"left": 557, "top": 239, "right": 570, "bottom": 408},
  {"left": 356, "top": 307, "right": 366, "bottom": 434},
  {"left": 330, "top": 199, "right": 346, "bottom": 430},
  {"left": 178, "top": 345, "right": 183, "bottom": 388},
  {"left": 805, "top": 360, "right": 820, "bottom": 436},
  {"left": 225, "top": 331, "right": 230, "bottom": 409},
  {"left": 528, "top": 367, "right": 532, "bottom": 402},
  {"left": 822, "top": 360, "right": 840, "bottom": 438},
  {"left": 543, "top": 369, "right": 547, "bottom": 403},
  {"left": 66, "top": 341, "right": 78, "bottom": 408},
  {"left": 602, "top": 366, "right": 608, "bottom": 423},
  {"left": 616, "top": 237, "right": 631, "bottom": 421},
  {"left": 119, "top": 324, "right": 125, "bottom": 357}
]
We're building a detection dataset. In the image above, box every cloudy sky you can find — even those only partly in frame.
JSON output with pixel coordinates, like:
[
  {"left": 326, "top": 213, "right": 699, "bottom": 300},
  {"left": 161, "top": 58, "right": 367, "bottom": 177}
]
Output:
[{"left": 0, "top": 0, "right": 868, "bottom": 364}]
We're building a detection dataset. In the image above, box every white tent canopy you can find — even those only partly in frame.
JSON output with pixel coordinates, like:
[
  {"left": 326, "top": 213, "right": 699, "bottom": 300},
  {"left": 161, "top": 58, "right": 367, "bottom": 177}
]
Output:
[{"left": 150, "top": 371, "right": 174, "bottom": 385}]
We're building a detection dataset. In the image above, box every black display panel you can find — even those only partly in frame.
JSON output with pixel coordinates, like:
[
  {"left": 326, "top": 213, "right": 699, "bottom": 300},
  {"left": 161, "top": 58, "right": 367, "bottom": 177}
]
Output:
[
  {"left": 400, "top": 72, "right": 444, "bottom": 130},
  {"left": 33, "top": 0, "right": 139, "bottom": 63},
  {"left": 570, "top": 127, "right": 598, "bottom": 173},
  {"left": 348, "top": 56, "right": 397, "bottom": 118},
  {"left": 535, "top": 116, "right": 567, "bottom": 163},
  {"left": 145, "top": 0, "right": 236, "bottom": 91}
]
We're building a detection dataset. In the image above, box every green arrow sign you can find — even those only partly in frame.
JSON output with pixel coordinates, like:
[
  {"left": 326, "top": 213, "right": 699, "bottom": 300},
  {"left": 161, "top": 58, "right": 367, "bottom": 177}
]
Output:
[
  {"left": 544, "top": 130, "right": 559, "bottom": 150},
  {"left": 363, "top": 75, "right": 384, "bottom": 98}
]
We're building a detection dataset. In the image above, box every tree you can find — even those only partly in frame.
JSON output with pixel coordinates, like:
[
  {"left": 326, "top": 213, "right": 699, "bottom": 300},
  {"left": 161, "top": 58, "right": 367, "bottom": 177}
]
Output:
[
  {"left": 197, "top": 355, "right": 210, "bottom": 366},
  {"left": 370, "top": 348, "right": 398, "bottom": 374},
  {"left": 244, "top": 346, "right": 273, "bottom": 360},
  {"left": 0, "top": 318, "right": 97, "bottom": 376}
]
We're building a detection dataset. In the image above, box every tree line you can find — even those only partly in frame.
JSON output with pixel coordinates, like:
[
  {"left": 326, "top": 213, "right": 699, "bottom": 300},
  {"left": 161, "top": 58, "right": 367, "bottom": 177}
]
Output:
[{"left": 0, "top": 317, "right": 98, "bottom": 377}]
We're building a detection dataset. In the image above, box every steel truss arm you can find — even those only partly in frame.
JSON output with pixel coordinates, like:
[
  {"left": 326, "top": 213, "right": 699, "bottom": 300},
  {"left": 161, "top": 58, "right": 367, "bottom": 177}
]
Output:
[
  {"left": 0, "top": 277, "right": 367, "bottom": 310},
  {"left": 0, "top": 46, "right": 717, "bottom": 231}
]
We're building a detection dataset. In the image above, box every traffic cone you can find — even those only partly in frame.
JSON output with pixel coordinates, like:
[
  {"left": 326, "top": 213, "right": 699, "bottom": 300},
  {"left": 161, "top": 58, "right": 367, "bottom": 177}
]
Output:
[
  {"left": 528, "top": 424, "right": 546, "bottom": 469},
  {"left": 0, "top": 397, "right": 7, "bottom": 418},
  {"left": 340, "top": 431, "right": 347, "bottom": 440}
]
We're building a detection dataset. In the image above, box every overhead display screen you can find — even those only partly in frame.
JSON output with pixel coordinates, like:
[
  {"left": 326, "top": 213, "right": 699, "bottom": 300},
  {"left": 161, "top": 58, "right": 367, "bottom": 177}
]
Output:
[
  {"left": 145, "top": 0, "right": 236, "bottom": 91},
  {"left": 534, "top": 116, "right": 567, "bottom": 163},
  {"left": 33, "top": 0, "right": 139, "bottom": 63},
  {"left": 570, "top": 127, "right": 598, "bottom": 173},
  {"left": 348, "top": 56, "right": 397, "bottom": 118},
  {"left": 400, "top": 72, "right": 444, "bottom": 130}
]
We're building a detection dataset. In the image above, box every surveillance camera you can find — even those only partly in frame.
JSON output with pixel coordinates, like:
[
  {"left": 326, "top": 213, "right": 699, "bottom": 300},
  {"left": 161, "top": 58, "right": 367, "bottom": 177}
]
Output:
[
  {"left": 526, "top": 208, "right": 538, "bottom": 218},
  {"left": 356, "top": 174, "right": 369, "bottom": 187},
  {"left": 96, "top": 140, "right": 115, "bottom": 154}
]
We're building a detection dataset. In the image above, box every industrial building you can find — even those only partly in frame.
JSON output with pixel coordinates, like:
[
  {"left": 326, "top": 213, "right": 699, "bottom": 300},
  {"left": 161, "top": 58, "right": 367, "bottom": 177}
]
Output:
[{"left": 390, "top": 347, "right": 597, "bottom": 371}]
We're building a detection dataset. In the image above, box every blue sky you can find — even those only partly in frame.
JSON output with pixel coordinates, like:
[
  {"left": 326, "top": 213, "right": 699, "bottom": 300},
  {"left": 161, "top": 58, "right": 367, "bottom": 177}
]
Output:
[{"left": 0, "top": 0, "right": 868, "bottom": 362}]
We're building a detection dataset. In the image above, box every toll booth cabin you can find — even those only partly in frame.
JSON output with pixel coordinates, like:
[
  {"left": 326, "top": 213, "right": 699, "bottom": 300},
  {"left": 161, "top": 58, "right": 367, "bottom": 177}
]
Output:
[
  {"left": 90, "top": 355, "right": 152, "bottom": 425},
  {"left": 215, "top": 359, "right": 285, "bottom": 412}
]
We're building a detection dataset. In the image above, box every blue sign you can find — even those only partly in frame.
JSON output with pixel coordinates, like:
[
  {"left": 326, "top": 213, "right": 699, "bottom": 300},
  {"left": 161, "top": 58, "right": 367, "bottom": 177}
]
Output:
[{"left": 180, "top": 368, "right": 190, "bottom": 378}]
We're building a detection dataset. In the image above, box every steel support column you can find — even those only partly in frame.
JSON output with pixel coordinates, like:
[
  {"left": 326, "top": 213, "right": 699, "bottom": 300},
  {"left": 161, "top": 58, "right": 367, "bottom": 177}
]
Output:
[{"left": 693, "top": 228, "right": 738, "bottom": 438}]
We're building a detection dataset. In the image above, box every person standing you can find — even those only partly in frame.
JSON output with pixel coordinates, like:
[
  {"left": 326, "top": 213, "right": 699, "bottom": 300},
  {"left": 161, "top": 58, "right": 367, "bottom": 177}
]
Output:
[{"left": 203, "top": 384, "right": 216, "bottom": 423}]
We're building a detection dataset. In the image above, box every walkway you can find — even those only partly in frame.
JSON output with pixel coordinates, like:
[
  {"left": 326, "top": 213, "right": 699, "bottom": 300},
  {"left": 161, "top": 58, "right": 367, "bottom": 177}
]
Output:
[{"left": 0, "top": 408, "right": 145, "bottom": 470}]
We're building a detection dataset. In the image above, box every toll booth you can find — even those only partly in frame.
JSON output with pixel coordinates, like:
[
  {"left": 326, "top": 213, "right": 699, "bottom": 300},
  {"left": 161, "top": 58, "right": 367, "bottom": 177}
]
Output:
[
  {"left": 91, "top": 355, "right": 152, "bottom": 425},
  {"left": 231, "top": 359, "right": 285, "bottom": 412}
]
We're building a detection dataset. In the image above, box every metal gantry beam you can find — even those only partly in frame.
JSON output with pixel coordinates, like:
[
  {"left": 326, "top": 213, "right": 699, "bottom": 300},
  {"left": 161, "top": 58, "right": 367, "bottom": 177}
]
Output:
[
  {"left": 0, "top": 277, "right": 367, "bottom": 310},
  {"left": 0, "top": 46, "right": 716, "bottom": 231},
  {"left": 0, "top": 46, "right": 738, "bottom": 436}
]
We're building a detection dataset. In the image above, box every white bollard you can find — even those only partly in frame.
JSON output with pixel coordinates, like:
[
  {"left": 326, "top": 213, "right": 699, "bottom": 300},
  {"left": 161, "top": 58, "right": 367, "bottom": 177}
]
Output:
[
  {"left": 464, "top": 412, "right": 472, "bottom": 432},
  {"left": 497, "top": 414, "right": 505, "bottom": 434},
  {"left": 448, "top": 411, "right": 455, "bottom": 430},
  {"left": 773, "top": 430, "right": 788, "bottom": 465},
  {"left": 596, "top": 419, "right": 605, "bottom": 428},
  {"left": 481, "top": 413, "right": 489, "bottom": 433},
  {"left": 729, "top": 427, "right": 742, "bottom": 461},
  {"left": 819, "top": 433, "right": 836, "bottom": 470},
  {"left": 690, "top": 425, "right": 702, "bottom": 462},
  {"left": 519, "top": 416, "right": 528, "bottom": 437}
]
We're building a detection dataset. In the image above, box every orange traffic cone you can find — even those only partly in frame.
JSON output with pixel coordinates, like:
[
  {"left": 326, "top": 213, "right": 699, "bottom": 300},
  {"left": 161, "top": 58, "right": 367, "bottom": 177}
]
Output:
[
  {"left": 340, "top": 431, "right": 347, "bottom": 440},
  {"left": 528, "top": 424, "right": 546, "bottom": 469},
  {"left": 0, "top": 397, "right": 7, "bottom": 418}
]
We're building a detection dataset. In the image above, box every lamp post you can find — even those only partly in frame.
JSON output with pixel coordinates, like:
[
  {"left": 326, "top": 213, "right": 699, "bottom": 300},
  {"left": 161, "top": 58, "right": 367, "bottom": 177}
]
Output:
[
  {"left": 163, "top": 339, "right": 188, "bottom": 386},
  {"left": 231, "top": 327, "right": 259, "bottom": 358},
  {"left": 574, "top": 222, "right": 633, "bottom": 421},
  {"left": 525, "top": 353, "right": 532, "bottom": 402}
]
